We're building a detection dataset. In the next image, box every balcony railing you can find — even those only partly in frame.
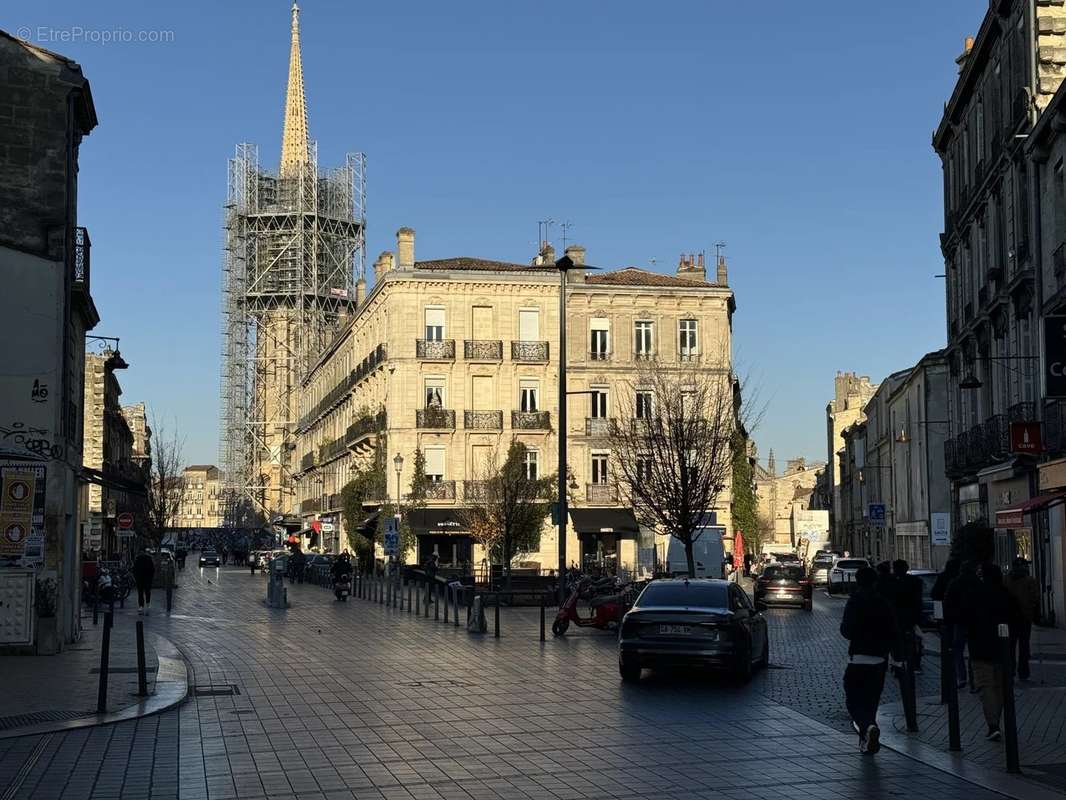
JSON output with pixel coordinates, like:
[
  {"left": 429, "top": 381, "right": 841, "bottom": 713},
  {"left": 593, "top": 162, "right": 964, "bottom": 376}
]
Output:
[
  {"left": 300, "top": 498, "right": 320, "bottom": 514},
  {"left": 297, "top": 343, "right": 386, "bottom": 431},
  {"left": 346, "top": 410, "right": 386, "bottom": 447},
  {"left": 416, "top": 408, "right": 456, "bottom": 429},
  {"left": 300, "top": 452, "right": 315, "bottom": 471},
  {"left": 512, "top": 410, "right": 550, "bottom": 430},
  {"left": 73, "top": 226, "right": 90, "bottom": 293},
  {"left": 589, "top": 350, "right": 611, "bottom": 362},
  {"left": 464, "top": 340, "right": 502, "bottom": 361},
  {"left": 417, "top": 339, "right": 455, "bottom": 360},
  {"left": 511, "top": 341, "right": 549, "bottom": 362},
  {"left": 586, "top": 483, "right": 618, "bottom": 503},
  {"left": 424, "top": 480, "right": 456, "bottom": 501},
  {"left": 585, "top": 417, "right": 614, "bottom": 436},
  {"left": 982, "top": 415, "right": 1010, "bottom": 461},
  {"left": 318, "top": 437, "right": 348, "bottom": 464},
  {"left": 678, "top": 351, "right": 700, "bottom": 363},
  {"left": 1008, "top": 402, "right": 1035, "bottom": 423},
  {"left": 464, "top": 410, "right": 503, "bottom": 430},
  {"left": 464, "top": 480, "right": 489, "bottom": 502}
]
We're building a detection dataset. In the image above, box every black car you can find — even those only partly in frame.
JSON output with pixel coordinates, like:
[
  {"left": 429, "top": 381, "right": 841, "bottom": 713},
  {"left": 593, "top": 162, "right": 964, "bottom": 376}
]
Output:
[
  {"left": 753, "top": 564, "right": 813, "bottom": 611},
  {"left": 199, "top": 549, "right": 220, "bottom": 567},
  {"left": 618, "top": 579, "right": 769, "bottom": 683}
]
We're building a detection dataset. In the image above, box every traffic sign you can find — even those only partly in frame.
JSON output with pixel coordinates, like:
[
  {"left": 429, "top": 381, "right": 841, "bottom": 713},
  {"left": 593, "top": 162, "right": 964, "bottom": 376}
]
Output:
[
  {"left": 117, "top": 512, "right": 134, "bottom": 530},
  {"left": 321, "top": 523, "right": 335, "bottom": 533},
  {"left": 383, "top": 517, "right": 399, "bottom": 556},
  {"left": 868, "top": 504, "right": 886, "bottom": 526}
]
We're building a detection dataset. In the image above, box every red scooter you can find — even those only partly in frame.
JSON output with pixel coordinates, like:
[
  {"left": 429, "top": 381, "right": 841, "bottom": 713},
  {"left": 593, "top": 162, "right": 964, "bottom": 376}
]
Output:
[{"left": 552, "top": 576, "right": 629, "bottom": 636}]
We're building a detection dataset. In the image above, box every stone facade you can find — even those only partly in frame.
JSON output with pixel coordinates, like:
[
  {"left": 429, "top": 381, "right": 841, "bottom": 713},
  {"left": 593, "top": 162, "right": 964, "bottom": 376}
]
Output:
[
  {"left": 755, "top": 454, "right": 826, "bottom": 550},
  {"left": 0, "top": 30, "right": 99, "bottom": 650},
  {"left": 174, "top": 466, "right": 223, "bottom": 530},
  {"left": 825, "top": 372, "right": 877, "bottom": 547},
  {"left": 293, "top": 231, "right": 737, "bottom": 574}
]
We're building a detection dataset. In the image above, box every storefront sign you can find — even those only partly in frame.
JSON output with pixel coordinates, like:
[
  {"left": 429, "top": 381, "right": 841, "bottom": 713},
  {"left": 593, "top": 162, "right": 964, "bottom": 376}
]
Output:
[
  {"left": 1045, "top": 315, "right": 1066, "bottom": 398},
  {"left": 996, "top": 509, "right": 1024, "bottom": 529},
  {"left": 1010, "top": 422, "right": 1043, "bottom": 454},
  {"left": 1040, "top": 458, "right": 1066, "bottom": 492},
  {"left": 931, "top": 513, "right": 951, "bottom": 546}
]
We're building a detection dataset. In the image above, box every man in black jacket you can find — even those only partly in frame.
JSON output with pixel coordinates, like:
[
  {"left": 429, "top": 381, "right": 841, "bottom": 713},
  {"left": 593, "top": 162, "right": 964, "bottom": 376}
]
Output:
[
  {"left": 840, "top": 566, "right": 898, "bottom": 754},
  {"left": 892, "top": 559, "right": 924, "bottom": 672},
  {"left": 133, "top": 546, "right": 156, "bottom": 616}
]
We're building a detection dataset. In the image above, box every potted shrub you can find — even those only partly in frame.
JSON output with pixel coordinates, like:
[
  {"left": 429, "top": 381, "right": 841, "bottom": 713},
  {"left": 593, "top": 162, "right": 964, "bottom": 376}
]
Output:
[{"left": 35, "top": 576, "right": 60, "bottom": 655}]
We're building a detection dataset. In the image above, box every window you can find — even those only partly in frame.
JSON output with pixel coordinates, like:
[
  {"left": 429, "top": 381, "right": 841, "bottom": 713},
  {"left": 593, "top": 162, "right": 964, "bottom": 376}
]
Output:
[
  {"left": 425, "top": 307, "right": 445, "bottom": 341},
  {"left": 591, "top": 453, "right": 609, "bottom": 484},
  {"left": 635, "top": 390, "right": 653, "bottom": 420},
  {"left": 524, "top": 450, "right": 539, "bottom": 480},
  {"left": 520, "top": 379, "right": 539, "bottom": 412},
  {"left": 425, "top": 377, "right": 445, "bottom": 408},
  {"left": 590, "top": 317, "right": 609, "bottom": 359},
  {"left": 636, "top": 456, "right": 653, "bottom": 482},
  {"left": 424, "top": 447, "right": 445, "bottom": 482},
  {"left": 519, "top": 309, "right": 540, "bottom": 340},
  {"left": 637, "top": 582, "right": 727, "bottom": 608},
  {"left": 679, "top": 319, "right": 698, "bottom": 357},
  {"left": 591, "top": 388, "right": 608, "bottom": 418},
  {"left": 634, "top": 321, "right": 653, "bottom": 358}
]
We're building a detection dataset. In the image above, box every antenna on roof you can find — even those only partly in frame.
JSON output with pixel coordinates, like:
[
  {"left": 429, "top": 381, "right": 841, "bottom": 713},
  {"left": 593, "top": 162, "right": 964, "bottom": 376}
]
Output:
[
  {"left": 560, "top": 220, "right": 573, "bottom": 249},
  {"left": 649, "top": 257, "right": 658, "bottom": 269},
  {"left": 715, "top": 241, "right": 727, "bottom": 260},
  {"left": 537, "top": 218, "right": 555, "bottom": 250}
]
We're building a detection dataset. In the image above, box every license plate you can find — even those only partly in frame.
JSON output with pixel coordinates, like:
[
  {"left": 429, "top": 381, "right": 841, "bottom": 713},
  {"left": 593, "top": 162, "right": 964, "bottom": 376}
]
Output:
[
  {"left": 658, "top": 624, "right": 691, "bottom": 635},
  {"left": 775, "top": 592, "right": 792, "bottom": 598}
]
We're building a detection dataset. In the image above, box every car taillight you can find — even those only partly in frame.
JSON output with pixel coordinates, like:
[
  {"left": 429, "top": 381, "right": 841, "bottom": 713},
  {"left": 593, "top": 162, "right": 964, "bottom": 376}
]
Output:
[{"left": 621, "top": 615, "right": 639, "bottom": 637}]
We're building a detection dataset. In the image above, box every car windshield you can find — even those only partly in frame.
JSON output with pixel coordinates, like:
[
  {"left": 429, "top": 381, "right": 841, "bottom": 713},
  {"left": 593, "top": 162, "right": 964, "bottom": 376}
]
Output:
[
  {"left": 812, "top": 558, "right": 834, "bottom": 567},
  {"left": 836, "top": 559, "right": 867, "bottom": 569},
  {"left": 637, "top": 582, "right": 728, "bottom": 608},
  {"left": 763, "top": 565, "right": 805, "bottom": 581}
]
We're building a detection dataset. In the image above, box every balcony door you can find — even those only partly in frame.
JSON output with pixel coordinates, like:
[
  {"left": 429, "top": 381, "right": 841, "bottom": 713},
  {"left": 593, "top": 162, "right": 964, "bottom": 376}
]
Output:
[{"left": 425, "top": 307, "right": 445, "bottom": 341}]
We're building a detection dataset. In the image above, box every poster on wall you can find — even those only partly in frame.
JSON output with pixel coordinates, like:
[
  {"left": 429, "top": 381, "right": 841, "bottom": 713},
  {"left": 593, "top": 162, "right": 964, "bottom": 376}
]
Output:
[
  {"left": 931, "top": 513, "right": 951, "bottom": 547},
  {"left": 0, "top": 463, "right": 46, "bottom": 562}
]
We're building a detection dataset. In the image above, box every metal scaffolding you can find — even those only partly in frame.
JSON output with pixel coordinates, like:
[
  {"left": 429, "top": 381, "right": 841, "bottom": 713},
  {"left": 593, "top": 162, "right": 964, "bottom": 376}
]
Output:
[{"left": 218, "top": 141, "right": 366, "bottom": 525}]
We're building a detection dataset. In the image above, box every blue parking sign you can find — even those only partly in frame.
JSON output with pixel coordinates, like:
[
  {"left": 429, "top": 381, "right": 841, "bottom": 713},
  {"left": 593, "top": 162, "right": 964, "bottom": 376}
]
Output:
[{"left": 868, "top": 504, "right": 886, "bottom": 525}]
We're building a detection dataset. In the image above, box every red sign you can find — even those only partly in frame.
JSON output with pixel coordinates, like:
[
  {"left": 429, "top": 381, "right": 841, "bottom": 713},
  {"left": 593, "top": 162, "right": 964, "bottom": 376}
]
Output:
[
  {"left": 311, "top": 519, "right": 322, "bottom": 533},
  {"left": 1010, "top": 422, "right": 1043, "bottom": 454},
  {"left": 117, "top": 512, "right": 134, "bottom": 530},
  {"left": 996, "top": 510, "right": 1024, "bottom": 529}
]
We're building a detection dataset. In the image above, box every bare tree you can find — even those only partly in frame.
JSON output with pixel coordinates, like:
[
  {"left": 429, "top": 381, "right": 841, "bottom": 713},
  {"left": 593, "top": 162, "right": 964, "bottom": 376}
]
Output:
[
  {"left": 611, "top": 361, "right": 747, "bottom": 577},
  {"left": 143, "top": 415, "right": 185, "bottom": 549},
  {"left": 461, "top": 439, "right": 554, "bottom": 589}
]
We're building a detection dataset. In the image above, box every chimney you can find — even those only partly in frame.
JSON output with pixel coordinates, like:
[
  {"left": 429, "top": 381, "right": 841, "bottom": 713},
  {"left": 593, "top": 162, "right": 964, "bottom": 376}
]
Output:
[
  {"left": 677, "top": 250, "right": 706, "bottom": 281},
  {"left": 540, "top": 242, "right": 556, "bottom": 263},
  {"left": 716, "top": 254, "right": 728, "bottom": 284},
  {"left": 355, "top": 278, "right": 366, "bottom": 307},
  {"left": 373, "top": 251, "right": 394, "bottom": 281},
  {"left": 564, "top": 244, "right": 586, "bottom": 266},
  {"left": 397, "top": 227, "right": 415, "bottom": 270}
]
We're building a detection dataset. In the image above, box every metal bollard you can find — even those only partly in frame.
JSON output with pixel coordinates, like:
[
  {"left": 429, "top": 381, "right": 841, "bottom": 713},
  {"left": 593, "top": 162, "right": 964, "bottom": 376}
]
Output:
[
  {"left": 999, "top": 624, "right": 1021, "bottom": 773},
  {"left": 900, "top": 632, "right": 919, "bottom": 732},
  {"left": 434, "top": 583, "right": 440, "bottom": 621},
  {"left": 97, "top": 611, "right": 113, "bottom": 713},
  {"left": 443, "top": 585, "right": 449, "bottom": 623},
  {"left": 424, "top": 580, "right": 430, "bottom": 618},
  {"left": 944, "top": 628, "right": 962, "bottom": 751},
  {"left": 540, "top": 592, "right": 546, "bottom": 642},
  {"left": 166, "top": 583, "right": 173, "bottom": 614},
  {"left": 453, "top": 586, "right": 459, "bottom": 628},
  {"left": 494, "top": 594, "right": 500, "bottom": 638},
  {"left": 467, "top": 588, "right": 472, "bottom": 624},
  {"left": 135, "top": 620, "right": 149, "bottom": 697},
  {"left": 416, "top": 581, "right": 422, "bottom": 615},
  {"left": 407, "top": 581, "right": 412, "bottom": 613},
  {"left": 93, "top": 593, "right": 99, "bottom": 626}
]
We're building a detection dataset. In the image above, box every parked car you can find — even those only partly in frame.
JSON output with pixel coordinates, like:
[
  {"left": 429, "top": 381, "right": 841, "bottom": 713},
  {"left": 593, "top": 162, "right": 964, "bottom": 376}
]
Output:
[
  {"left": 909, "top": 569, "right": 939, "bottom": 628},
  {"left": 753, "top": 564, "right": 813, "bottom": 610},
  {"left": 199, "top": 549, "right": 221, "bottom": 568},
  {"left": 618, "top": 579, "right": 769, "bottom": 683},
  {"left": 827, "top": 558, "right": 870, "bottom": 595},
  {"left": 809, "top": 553, "right": 837, "bottom": 586}
]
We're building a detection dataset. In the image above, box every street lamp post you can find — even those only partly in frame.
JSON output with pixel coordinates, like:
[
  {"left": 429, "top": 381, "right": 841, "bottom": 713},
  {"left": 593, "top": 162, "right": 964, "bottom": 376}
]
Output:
[
  {"left": 393, "top": 453, "right": 404, "bottom": 581},
  {"left": 556, "top": 255, "right": 574, "bottom": 606}
]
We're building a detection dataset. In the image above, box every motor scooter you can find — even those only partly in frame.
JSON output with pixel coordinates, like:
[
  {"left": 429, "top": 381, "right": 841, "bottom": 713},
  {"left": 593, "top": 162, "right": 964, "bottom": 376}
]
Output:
[
  {"left": 552, "top": 576, "right": 629, "bottom": 636},
  {"left": 334, "top": 572, "right": 352, "bottom": 601}
]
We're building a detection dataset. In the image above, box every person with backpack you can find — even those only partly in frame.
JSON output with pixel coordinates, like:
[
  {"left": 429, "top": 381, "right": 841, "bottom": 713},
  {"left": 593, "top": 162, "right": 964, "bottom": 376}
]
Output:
[{"left": 840, "top": 566, "right": 899, "bottom": 754}]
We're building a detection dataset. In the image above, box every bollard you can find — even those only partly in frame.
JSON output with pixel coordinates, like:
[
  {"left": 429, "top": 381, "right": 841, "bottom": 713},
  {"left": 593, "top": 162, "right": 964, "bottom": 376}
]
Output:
[
  {"left": 93, "top": 592, "right": 99, "bottom": 626},
  {"left": 434, "top": 582, "right": 440, "bottom": 621},
  {"left": 540, "top": 592, "right": 546, "bottom": 642},
  {"left": 416, "top": 581, "right": 421, "bottom": 616},
  {"left": 1000, "top": 624, "right": 1021, "bottom": 773},
  {"left": 900, "top": 631, "right": 919, "bottom": 732},
  {"left": 424, "top": 580, "right": 430, "bottom": 618},
  {"left": 135, "top": 620, "right": 149, "bottom": 697},
  {"left": 494, "top": 593, "right": 500, "bottom": 639},
  {"left": 467, "top": 588, "right": 472, "bottom": 625},
  {"left": 97, "top": 611, "right": 113, "bottom": 713},
  {"left": 443, "top": 584, "right": 449, "bottom": 623},
  {"left": 407, "top": 581, "right": 412, "bottom": 613},
  {"left": 166, "top": 582, "right": 173, "bottom": 614},
  {"left": 944, "top": 630, "right": 962, "bottom": 751},
  {"left": 453, "top": 586, "right": 459, "bottom": 628}
]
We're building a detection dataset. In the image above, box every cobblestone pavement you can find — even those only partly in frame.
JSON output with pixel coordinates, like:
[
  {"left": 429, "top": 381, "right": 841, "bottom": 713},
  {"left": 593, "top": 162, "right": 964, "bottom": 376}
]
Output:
[{"left": 0, "top": 566, "right": 1048, "bottom": 799}]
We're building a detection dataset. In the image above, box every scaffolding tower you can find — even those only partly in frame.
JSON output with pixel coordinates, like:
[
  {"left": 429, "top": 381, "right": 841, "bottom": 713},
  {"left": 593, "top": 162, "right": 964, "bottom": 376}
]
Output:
[{"left": 218, "top": 142, "right": 366, "bottom": 525}]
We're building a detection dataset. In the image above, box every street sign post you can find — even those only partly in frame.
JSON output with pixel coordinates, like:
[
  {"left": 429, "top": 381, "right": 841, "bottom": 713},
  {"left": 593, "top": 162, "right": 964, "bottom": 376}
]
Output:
[
  {"left": 383, "top": 517, "right": 399, "bottom": 556},
  {"left": 868, "top": 504, "right": 886, "bottom": 527},
  {"left": 117, "top": 512, "right": 133, "bottom": 530}
]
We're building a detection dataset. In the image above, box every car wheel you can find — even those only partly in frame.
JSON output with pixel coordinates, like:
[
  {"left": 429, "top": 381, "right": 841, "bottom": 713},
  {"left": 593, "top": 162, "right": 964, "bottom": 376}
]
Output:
[
  {"left": 804, "top": 598, "right": 813, "bottom": 612},
  {"left": 619, "top": 658, "right": 641, "bottom": 683},
  {"left": 552, "top": 619, "right": 570, "bottom": 637}
]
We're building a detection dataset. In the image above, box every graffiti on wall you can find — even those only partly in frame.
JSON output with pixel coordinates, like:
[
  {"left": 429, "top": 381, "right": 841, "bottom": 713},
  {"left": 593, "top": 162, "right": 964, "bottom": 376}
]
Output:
[{"left": 0, "top": 422, "right": 63, "bottom": 462}]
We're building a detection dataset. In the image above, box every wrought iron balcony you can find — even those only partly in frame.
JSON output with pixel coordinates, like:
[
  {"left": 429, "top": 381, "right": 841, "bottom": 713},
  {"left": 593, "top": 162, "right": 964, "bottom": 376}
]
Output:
[
  {"left": 416, "top": 339, "right": 455, "bottom": 360},
  {"left": 300, "top": 452, "right": 315, "bottom": 471},
  {"left": 678, "top": 351, "right": 700, "bottom": 363},
  {"left": 511, "top": 341, "right": 549, "bottom": 362},
  {"left": 586, "top": 483, "right": 618, "bottom": 504},
  {"left": 589, "top": 350, "right": 611, "bottom": 362},
  {"left": 512, "top": 410, "right": 550, "bottom": 430},
  {"left": 424, "top": 480, "right": 456, "bottom": 501},
  {"left": 416, "top": 408, "right": 456, "bottom": 429},
  {"left": 346, "top": 410, "right": 386, "bottom": 447},
  {"left": 300, "top": 497, "right": 320, "bottom": 514},
  {"left": 464, "top": 480, "right": 489, "bottom": 502},
  {"left": 585, "top": 417, "right": 614, "bottom": 436},
  {"left": 1008, "top": 402, "right": 1035, "bottom": 423},
  {"left": 73, "top": 226, "right": 90, "bottom": 293},
  {"left": 982, "top": 415, "right": 1009, "bottom": 461},
  {"left": 464, "top": 410, "right": 503, "bottom": 430},
  {"left": 464, "top": 340, "right": 502, "bottom": 361}
]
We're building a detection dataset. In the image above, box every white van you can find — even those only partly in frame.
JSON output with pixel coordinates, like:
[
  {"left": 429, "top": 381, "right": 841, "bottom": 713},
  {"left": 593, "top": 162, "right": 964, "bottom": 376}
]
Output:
[{"left": 663, "top": 527, "right": 725, "bottom": 577}]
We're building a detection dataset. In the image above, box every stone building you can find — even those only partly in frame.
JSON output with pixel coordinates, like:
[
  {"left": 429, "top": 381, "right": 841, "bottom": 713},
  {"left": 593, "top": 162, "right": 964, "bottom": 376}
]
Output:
[
  {"left": 755, "top": 453, "right": 826, "bottom": 550},
  {"left": 293, "top": 232, "right": 737, "bottom": 574},
  {"left": 825, "top": 372, "right": 877, "bottom": 547},
  {"left": 174, "top": 466, "right": 224, "bottom": 530},
  {"left": 0, "top": 30, "right": 100, "bottom": 651},
  {"left": 122, "top": 402, "right": 151, "bottom": 475}
]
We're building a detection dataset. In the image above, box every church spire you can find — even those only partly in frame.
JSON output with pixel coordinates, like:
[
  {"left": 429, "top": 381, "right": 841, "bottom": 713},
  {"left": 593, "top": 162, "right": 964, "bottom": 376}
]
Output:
[{"left": 280, "top": 1, "right": 309, "bottom": 177}]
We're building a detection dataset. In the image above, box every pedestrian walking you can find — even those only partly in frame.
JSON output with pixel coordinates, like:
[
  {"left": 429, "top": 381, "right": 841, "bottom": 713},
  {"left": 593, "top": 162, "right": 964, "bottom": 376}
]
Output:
[
  {"left": 1005, "top": 557, "right": 1039, "bottom": 681},
  {"left": 944, "top": 560, "right": 981, "bottom": 689},
  {"left": 133, "top": 546, "right": 156, "bottom": 616},
  {"left": 892, "top": 559, "right": 924, "bottom": 672},
  {"left": 840, "top": 566, "right": 898, "bottom": 754},
  {"left": 964, "top": 563, "right": 1020, "bottom": 741}
]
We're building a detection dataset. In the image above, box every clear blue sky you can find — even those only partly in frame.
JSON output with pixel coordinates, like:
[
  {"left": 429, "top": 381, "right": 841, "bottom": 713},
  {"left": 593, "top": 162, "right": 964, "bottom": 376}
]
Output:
[{"left": 9, "top": 0, "right": 984, "bottom": 466}]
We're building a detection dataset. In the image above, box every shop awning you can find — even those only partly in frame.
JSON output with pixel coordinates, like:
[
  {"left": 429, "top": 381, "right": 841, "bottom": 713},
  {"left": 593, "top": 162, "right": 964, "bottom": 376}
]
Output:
[
  {"left": 408, "top": 508, "right": 470, "bottom": 536},
  {"left": 996, "top": 490, "right": 1066, "bottom": 528},
  {"left": 569, "top": 508, "right": 640, "bottom": 537}
]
